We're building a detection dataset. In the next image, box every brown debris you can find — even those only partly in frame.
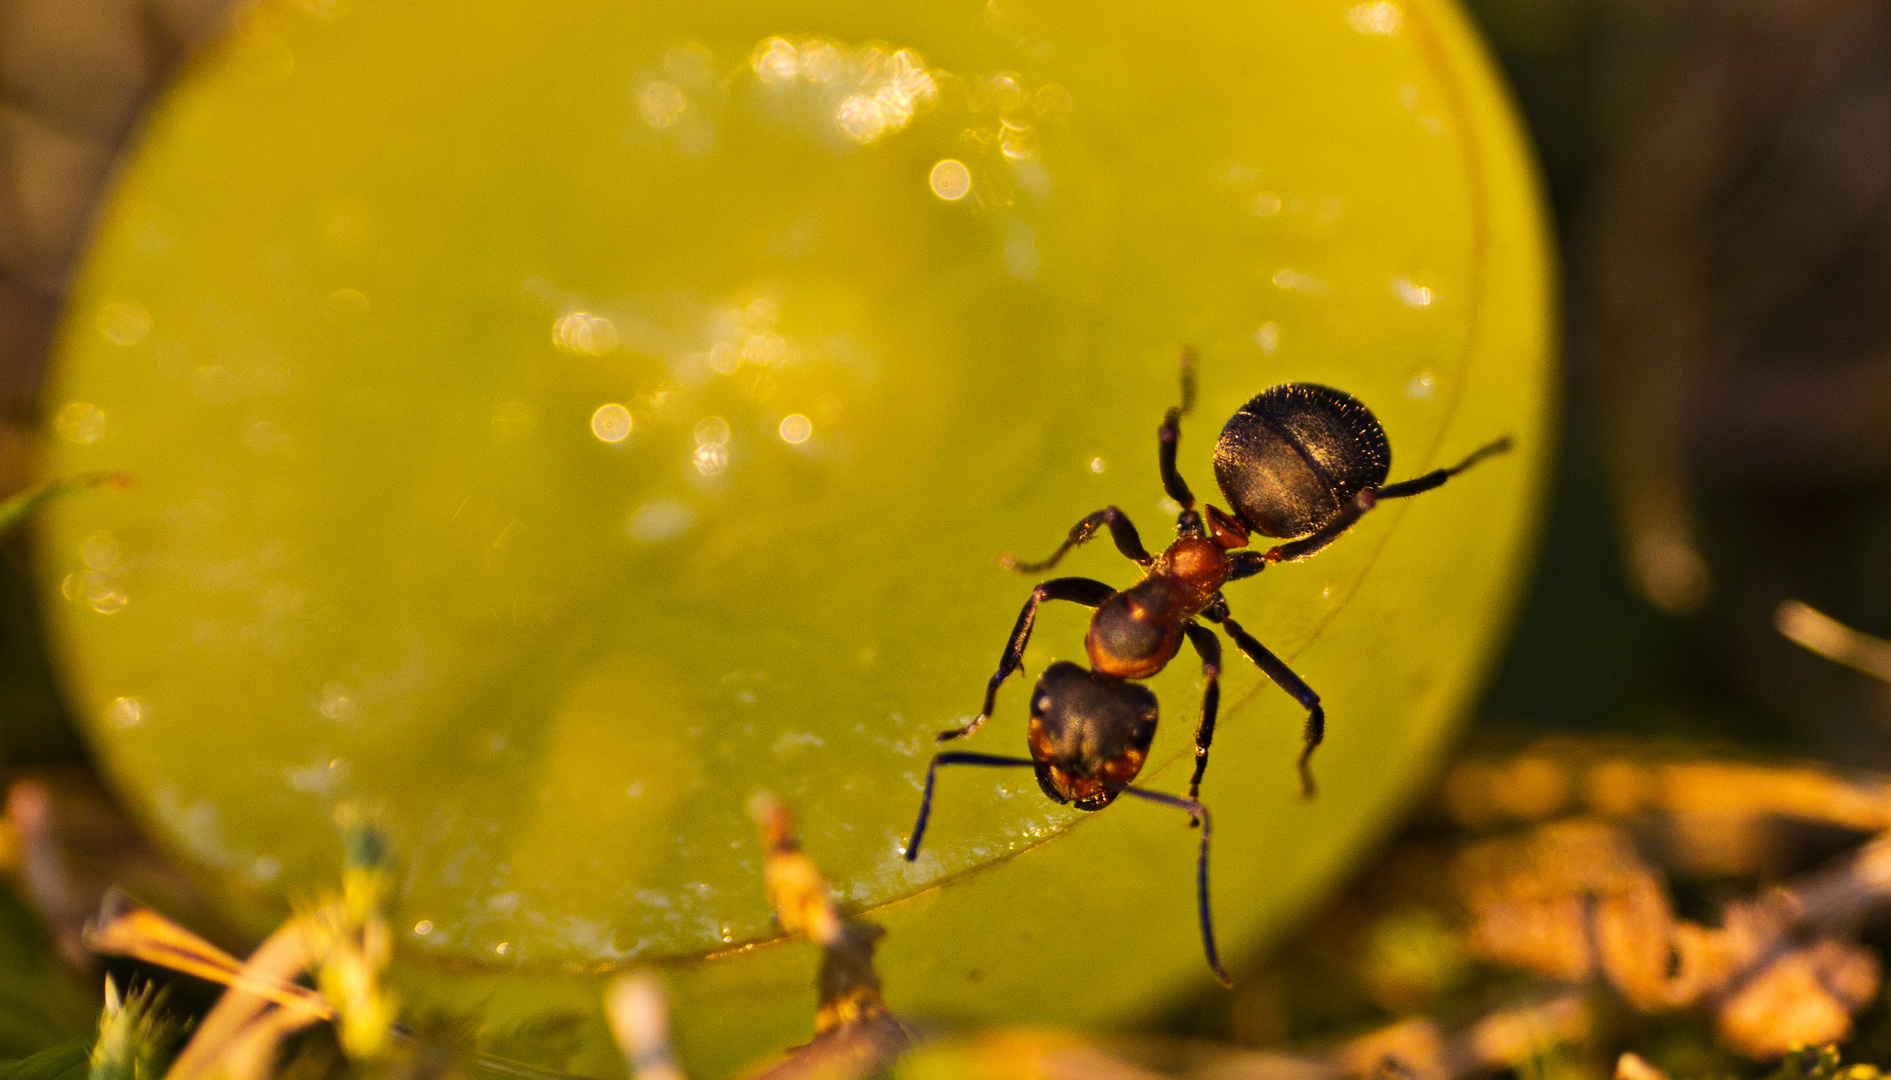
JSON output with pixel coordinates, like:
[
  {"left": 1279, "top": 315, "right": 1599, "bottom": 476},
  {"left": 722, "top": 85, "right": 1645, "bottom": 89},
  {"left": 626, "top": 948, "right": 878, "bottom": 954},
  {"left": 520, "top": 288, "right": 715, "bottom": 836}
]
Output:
[
  {"left": 1304, "top": 993, "right": 1590, "bottom": 1080},
  {"left": 1717, "top": 940, "right": 1880, "bottom": 1059},
  {"left": 1446, "top": 743, "right": 1891, "bottom": 842},
  {"left": 1450, "top": 743, "right": 1891, "bottom": 1058}
]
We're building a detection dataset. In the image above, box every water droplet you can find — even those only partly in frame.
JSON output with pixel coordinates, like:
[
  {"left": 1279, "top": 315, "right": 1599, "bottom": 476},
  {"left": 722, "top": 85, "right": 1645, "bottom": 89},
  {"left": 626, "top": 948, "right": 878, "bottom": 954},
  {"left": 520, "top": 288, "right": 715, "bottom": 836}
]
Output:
[
  {"left": 628, "top": 499, "right": 695, "bottom": 542},
  {"left": 999, "top": 120, "right": 1038, "bottom": 160},
  {"left": 1392, "top": 277, "right": 1434, "bottom": 308},
  {"left": 693, "top": 443, "right": 728, "bottom": 475},
  {"left": 930, "top": 159, "right": 972, "bottom": 201},
  {"left": 740, "top": 332, "right": 787, "bottom": 366},
  {"left": 1255, "top": 322, "right": 1281, "bottom": 354},
  {"left": 491, "top": 402, "right": 535, "bottom": 438},
  {"left": 591, "top": 403, "right": 633, "bottom": 443},
  {"left": 1272, "top": 268, "right": 1327, "bottom": 295},
  {"left": 106, "top": 696, "right": 146, "bottom": 729},
  {"left": 1034, "top": 83, "right": 1073, "bottom": 120},
  {"left": 1347, "top": 2, "right": 1402, "bottom": 34},
  {"left": 413, "top": 920, "right": 434, "bottom": 935},
  {"left": 244, "top": 419, "right": 294, "bottom": 455},
  {"left": 638, "top": 81, "right": 687, "bottom": 129},
  {"left": 778, "top": 414, "right": 812, "bottom": 444},
  {"left": 319, "top": 683, "right": 356, "bottom": 721},
  {"left": 80, "top": 531, "right": 120, "bottom": 571},
  {"left": 325, "top": 287, "right": 369, "bottom": 320},
  {"left": 552, "top": 312, "right": 619, "bottom": 355},
  {"left": 693, "top": 416, "right": 731, "bottom": 446},
  {"left": 96, "top": 300, "right": 150, "bottom": 346},
  {"left": 55, "top": 402, "right": 106, "bottom": 444},
  {"left": 751, "top": 37, "right": 798, "bottom": 82}
]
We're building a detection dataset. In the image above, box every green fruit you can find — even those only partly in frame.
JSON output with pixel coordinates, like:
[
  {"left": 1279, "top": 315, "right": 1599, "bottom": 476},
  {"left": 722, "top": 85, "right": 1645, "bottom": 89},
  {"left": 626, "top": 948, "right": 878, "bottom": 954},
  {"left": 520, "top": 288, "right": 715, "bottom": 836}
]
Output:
[{"left": 40, "top": 0, "right": 1552, "bottom": 1073}]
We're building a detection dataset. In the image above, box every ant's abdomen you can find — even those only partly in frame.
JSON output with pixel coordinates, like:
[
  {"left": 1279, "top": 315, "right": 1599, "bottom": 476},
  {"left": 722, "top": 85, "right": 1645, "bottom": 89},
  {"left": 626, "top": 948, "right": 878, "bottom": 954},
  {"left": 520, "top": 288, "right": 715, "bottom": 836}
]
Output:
[
  {"left": 1086, "top": 581, "right": 1181, "bottom": 679},
  {"left": 1213, "top": 383, "right": 1391, "bottom": 539}
]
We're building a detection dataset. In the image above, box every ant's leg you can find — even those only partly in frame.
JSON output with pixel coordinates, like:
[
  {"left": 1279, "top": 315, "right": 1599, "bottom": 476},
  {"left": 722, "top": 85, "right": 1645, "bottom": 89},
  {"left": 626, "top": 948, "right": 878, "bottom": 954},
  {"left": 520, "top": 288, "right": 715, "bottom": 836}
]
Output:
[
  {"left": 1106, "top": 783, "right": 1230, "bottom": 988},
  {"left": 1216, "top": 614, "right": 1325, "bottom": 799},
  {"left": 1181, "top": 622, "right": 1223, "bottom": 805},
  {"left": 1001, "top": 506, "right": 1152, "bottom": 574},
  {"left": 1260, "top": 490, "right": 1374, "bottom": 564},
  {"left": 1260, "top": 436, "right": 1514, "bottom": 564},
  {"left": 937, "top": 577, "right": 1116, "bottom": 742},
  {"left": 1375, "top": 436, "right": 1513, "bottom": 500},
  {"left": 905, "top": 752, "right": 1036, "bottom": 862},
  {"left": 1159, "top": 347, "right": 1199, "bottom": 512},
  {"left": 1226, "top": 551, "right": 1267, "bottom": 582}
]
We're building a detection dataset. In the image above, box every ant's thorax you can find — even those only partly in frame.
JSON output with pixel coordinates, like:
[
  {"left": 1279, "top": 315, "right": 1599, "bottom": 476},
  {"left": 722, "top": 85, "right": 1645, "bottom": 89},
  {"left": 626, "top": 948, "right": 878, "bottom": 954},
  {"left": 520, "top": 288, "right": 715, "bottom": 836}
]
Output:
[{"left": 1085, "top": 539, "right": 1231, "bottom": 679}]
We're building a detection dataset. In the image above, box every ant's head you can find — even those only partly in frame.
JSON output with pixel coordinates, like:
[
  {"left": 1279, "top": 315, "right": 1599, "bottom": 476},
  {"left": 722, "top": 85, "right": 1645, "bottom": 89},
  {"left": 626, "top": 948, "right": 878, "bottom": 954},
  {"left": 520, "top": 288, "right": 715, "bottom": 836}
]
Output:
[
  {"left": 1025, "top": 661, "right": 1158, "bottom": 811},
  {"left": 1211, "top": 383, "right": 1390, "bottom": 540}
]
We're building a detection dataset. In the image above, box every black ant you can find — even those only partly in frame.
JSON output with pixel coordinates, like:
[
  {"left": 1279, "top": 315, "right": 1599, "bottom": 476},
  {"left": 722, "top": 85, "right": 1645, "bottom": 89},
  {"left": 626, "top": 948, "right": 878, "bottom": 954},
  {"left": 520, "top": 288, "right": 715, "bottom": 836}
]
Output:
[{"left": 903, "top": 348, "right": 1511, "bottom": 986}]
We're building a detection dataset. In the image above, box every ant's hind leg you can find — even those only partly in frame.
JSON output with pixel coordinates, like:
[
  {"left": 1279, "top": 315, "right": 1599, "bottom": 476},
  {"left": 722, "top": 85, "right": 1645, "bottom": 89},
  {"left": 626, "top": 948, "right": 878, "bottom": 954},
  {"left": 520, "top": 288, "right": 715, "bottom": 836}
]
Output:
[
  {"left": 1374, "top": 436, "right": 1513, "bottom": 501},
  {"left": 1260, "top": 436, "right": 1515, "bottom": 564},
  {"left": 937, "top": 576, "right": 1116, "bottom": 742},
  {"left": 1107, "top": 783, "right": 1230, "bottom": 988},
  {"left": 1214, "top": 614, "right": 1326, "bottom": 799},
  {"left": 1001, "top": 507, "right": 1152, "bottom": 574},
  {"left": 1159, "top": 347, "right": 1199, "bottom": 511},
  {"left": 1181, "top": 622, "right": 1223, "bottom": 806}
]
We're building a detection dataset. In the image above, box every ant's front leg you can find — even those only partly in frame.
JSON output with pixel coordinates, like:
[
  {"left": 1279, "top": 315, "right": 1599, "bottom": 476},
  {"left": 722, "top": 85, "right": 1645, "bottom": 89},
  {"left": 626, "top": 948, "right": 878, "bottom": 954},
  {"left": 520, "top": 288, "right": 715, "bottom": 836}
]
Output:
[
  {"left": 1205, "top": 603, "right": 1326, "bottom": 799},
  {"left": 905, "top": 751, "right": 1037, "bottom": 861},
  {"left": 1181, "top": 622, "right": 1222, "bottom": 808},
  {"left": 1159, "top": 347, "right": 1199, "bottom": 512},
  {"left": 937, "top": 576, "right": 1116, "bottom": 742},
  {"left": 1001, "top": 507, "right": 1152, "bottom": 574}
]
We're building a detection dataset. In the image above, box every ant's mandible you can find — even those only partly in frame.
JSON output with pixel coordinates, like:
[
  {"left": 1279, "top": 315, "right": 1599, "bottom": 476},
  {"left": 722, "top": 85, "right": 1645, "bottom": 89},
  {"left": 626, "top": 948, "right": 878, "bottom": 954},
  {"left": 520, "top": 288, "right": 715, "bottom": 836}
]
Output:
[{"left": 903, "top": 348, "right": 1512, "bottom": 987}]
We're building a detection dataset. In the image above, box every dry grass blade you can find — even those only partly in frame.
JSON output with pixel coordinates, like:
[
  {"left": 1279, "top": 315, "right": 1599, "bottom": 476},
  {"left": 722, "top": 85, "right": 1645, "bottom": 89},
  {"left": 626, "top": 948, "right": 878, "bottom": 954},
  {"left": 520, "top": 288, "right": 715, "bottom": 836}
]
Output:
[
  {"left": 80, "top": 811, "right": 401, "bottom": 1080},
  {"left": 605, "top": 975, "right": 685, "bottom": 1080},
  {"left": 84, "top": 899, "right": 327, "bottom": 1020},
  {"left": 1614, "top": 1053, "right": 1671, "bottom": 1080},
  {"left": 162, "top": 915, "right": 328, "bottom": 1080},
  {"left": 1776, "top": 600, "right": 1891, "bottom": 685}
]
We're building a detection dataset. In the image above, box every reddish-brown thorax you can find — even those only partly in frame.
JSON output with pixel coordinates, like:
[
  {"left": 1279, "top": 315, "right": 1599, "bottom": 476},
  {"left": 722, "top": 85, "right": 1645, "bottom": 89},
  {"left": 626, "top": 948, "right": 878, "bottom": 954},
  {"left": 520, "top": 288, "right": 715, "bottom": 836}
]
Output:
[{"left": 1083, "top": 531, "right": 1234, "bottom": 680}]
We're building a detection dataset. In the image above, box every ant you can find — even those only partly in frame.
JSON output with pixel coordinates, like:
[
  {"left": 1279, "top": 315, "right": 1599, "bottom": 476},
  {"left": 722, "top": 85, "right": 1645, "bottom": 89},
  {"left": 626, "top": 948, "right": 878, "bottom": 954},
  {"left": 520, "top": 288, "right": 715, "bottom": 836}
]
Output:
[{"left": 903, "top": 348, "right": 1511, "bottom": 986}]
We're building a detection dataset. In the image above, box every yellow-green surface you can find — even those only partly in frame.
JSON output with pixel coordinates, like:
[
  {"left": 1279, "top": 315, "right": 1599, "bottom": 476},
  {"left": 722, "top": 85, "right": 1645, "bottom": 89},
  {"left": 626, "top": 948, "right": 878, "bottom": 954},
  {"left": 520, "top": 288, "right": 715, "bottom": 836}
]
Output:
[{"left": 41, "top": 0, "right": 1552, "bottom": 1074}]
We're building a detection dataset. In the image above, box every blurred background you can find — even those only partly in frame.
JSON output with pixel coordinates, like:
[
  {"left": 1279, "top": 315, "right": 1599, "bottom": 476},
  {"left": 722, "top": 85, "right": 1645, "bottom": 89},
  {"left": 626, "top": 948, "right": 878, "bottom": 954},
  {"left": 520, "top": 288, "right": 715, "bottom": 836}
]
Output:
[{"left": 4, "top": 0, "right": 1891, "bottom": 1074}]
